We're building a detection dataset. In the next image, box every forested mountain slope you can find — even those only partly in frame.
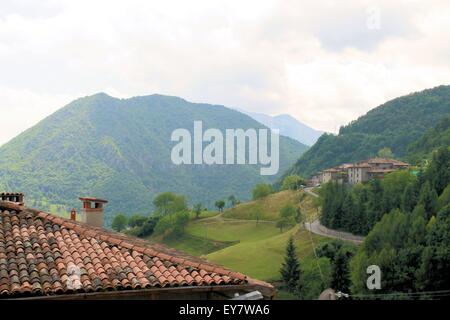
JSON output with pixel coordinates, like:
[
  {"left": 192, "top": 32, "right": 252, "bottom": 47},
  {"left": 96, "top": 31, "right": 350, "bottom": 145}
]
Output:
[{"left": 0, "top": 93, "right": 307, "bottom": 224}]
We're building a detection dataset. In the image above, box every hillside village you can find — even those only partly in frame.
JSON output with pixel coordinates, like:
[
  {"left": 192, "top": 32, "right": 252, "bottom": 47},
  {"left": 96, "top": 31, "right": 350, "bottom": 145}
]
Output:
[{"left": 309, "top": 158, "right": 410, "bottom": 186}]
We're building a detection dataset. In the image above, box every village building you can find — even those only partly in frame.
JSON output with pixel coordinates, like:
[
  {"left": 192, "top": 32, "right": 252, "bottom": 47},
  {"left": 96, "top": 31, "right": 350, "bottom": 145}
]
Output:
[
  {"left": 311, "top": 158, "right": 410, "bottom": 186},
  {"left": 348, "top": 158, "right": 410, "bottom": 185},
  {"left": 0, "top": 193, "right": 274, "bottom": 300},
  {"left": 316, "top": 163, "right": 352, "bottom": 185},
  {"left": 309, "top": 174, "right": 322, "bottom": 187}
]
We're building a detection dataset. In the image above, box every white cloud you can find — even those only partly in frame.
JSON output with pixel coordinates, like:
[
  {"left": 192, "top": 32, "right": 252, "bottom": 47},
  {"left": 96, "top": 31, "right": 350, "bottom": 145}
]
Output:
[
  {"left": 0, "top": 86, "right": 73, "bottom": 144},
  {"left": 0, "top": 0, "right": 449, "bottom": 145}
]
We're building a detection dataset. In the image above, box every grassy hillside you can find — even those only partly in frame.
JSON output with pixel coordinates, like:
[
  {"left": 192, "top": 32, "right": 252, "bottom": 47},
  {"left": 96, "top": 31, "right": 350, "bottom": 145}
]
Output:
[
  {"left": 154, "top": 189, "right": 329, "bottom": 282},
  {"left": 187, "top": 219, "right": 279, "bottom": 242},
  {"left": 223, "top": 190, "right": 301, "bottom": 221},
  {"left": 223, "top": 189, "right": 318, "bottom": 221},
  {"left": 0, "top": 93, "right": 307, "bottom": 225},
  {"left": 206, "top": 225, "right": 328, "bottom": 281},
  {"left": 284, "top": 85, "right": 450, "bottom": 177}
]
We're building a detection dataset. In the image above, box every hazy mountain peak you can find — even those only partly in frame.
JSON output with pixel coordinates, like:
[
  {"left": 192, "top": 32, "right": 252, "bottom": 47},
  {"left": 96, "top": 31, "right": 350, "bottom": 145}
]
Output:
[{"left": 238, "top": 110, "right": 324, "bottom": 146}]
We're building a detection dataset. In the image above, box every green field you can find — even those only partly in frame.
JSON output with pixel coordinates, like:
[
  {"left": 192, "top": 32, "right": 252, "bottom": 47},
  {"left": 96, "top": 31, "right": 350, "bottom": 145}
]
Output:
[
  {"left": 161, "top": 232, "right": 237, "bottom": 256},
  {"left": 153, "top": 190, "right": 330, "bottom": 283},
  {"left": 186, "top": 219, "right": 280, "bottom": 243},
  {"left": 206, "top": 225, "right": 328, "bottom": 281}
]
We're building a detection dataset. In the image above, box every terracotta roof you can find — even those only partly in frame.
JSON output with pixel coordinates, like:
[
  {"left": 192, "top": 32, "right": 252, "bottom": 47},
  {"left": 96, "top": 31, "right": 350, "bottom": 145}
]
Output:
[
  {"left": 366, "top": 158, "right": 410, "bottom": 166},
  {"left": 367, "top": 168, "right": 396, "bottom": 173},
  {"left": 349, "top": 162, "right": 372, "bottom": 168},
  {"left": 0, "top": 201, "right": 273, "bottom": 299},
  {"left": 323, "top": 168, "right": 340, "bottom": 172},
  {"left": 79, "top": 197, "right": 108, "bottom": 203},
  {"left": 392, "top": 161, "right": 410, "bottom": 166}
]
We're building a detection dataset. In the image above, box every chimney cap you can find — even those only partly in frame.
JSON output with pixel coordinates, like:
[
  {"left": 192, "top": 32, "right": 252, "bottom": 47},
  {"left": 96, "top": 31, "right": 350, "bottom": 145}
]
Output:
[{"left": 79, "top": 197, "right": 108, "bottom": 204}]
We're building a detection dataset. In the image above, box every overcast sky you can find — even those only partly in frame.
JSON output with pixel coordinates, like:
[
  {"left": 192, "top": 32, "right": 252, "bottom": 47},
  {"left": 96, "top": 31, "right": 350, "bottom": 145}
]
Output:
[{"left": 1, "top": 0, "right": 449, "bottom": 145}]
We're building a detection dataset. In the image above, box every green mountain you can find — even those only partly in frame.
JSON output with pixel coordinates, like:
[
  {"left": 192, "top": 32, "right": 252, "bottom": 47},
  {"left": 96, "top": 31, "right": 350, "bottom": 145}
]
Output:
[
  {"left": 406, "top": 115, "right": 450, "bottom": 163},
  {"left": 284, "top": 85, "right": 450, "bottom": 178},
  {"left": 0, "top": 93, "right": 307, "bottom": 224}
]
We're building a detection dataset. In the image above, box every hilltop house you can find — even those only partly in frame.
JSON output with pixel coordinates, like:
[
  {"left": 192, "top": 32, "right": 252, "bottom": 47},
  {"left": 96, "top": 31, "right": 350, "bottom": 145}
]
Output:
[
  {"left": 0, "top": 193, "right": 274, "bottom": 300},
  {"left": 310, "top": 158, "right": 410, "bottom": 186}
]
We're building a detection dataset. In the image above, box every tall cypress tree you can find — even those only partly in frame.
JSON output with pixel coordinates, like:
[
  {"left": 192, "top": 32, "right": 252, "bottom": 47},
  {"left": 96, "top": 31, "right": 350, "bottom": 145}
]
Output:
[{"left": 280, "top": 237, "right": 301, "bottom": 293}]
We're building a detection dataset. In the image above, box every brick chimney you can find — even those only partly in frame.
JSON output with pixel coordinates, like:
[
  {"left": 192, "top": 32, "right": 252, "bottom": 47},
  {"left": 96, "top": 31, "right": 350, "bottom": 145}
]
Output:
[
  {"left": 70, "top": 208, "right": 77, "bottom": 221},
  {"left": 1, "top": 192, "right": 24, "bottom": 206},
  {"left": 79, "top": 197, "right": 108, "bottom": 228}
]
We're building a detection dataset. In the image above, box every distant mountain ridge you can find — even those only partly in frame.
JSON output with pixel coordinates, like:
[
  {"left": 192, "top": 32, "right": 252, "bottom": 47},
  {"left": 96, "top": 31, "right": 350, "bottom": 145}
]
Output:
[
  {"left": 238, "top": 110, "right": 324, "bottom": 146},
  {"left": 0, "top": 93, "right": 308, "bottom": 224},
  {"left": 283, "top": 85, "right": 450, "bottom": 178}
]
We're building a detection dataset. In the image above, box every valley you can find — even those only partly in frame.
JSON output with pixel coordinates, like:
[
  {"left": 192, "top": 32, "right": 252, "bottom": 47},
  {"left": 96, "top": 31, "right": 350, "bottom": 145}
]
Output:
[{"left": 1, "top": 85, "right": 449, "bottom": 300}]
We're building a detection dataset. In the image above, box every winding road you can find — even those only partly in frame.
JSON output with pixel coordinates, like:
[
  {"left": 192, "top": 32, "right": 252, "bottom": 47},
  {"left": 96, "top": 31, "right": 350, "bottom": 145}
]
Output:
[{"left": 303, "top": 188, "right": 364, "bottom": 245}]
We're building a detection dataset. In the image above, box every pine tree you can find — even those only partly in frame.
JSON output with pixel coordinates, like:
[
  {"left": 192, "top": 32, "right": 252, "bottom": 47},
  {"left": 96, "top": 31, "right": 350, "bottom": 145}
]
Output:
[
  {"left": 353, "top": 185, "right": 368, "bottom": 234},
  {"left": 401, "top": 182, "right": 419, "bottom": 213},
  {"left": 329, "top": 183, "right": 345, "bottom": 229},
  {"left": 417, "top": 208, "right": 450, "bottom": 291},
  {"left": 426, "top": 147, "right": 450, "bottom": 195},
  {"left": 418, "top": 181, "right": 438, "bottom": 220},
  {"left": 437, "top": 184, "right": 450, "bottom": 210},
  {"left": 320, "top": 182, "right": 334, "bottom": 226},
  {"left": 331, "top": 249, "right": 351, "bottom": 294},
  {"left": 341, "top": 193, "right": 355, "bottom": 232},
  {"left": 412, "top": 203, "right": 426, "bottom": 219},
  {"left": 366, "top": 179, "right": 384, "bottom": 229},
  {"left": 280, "top": 237, "right": 301, "bottom": 293}
]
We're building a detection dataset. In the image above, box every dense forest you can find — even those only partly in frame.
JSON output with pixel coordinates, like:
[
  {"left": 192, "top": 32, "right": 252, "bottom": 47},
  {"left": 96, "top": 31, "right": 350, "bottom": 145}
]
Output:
[
  {"left": 350, "top": 203, "right": 450, "bottom": 297},
  {"left": 283, "top": 85, "right": 450, "bottom": 178},
  {"left": 349, "top": 148, "right": 450, "bottom": 297},
  {"left": 0, "top": 93, "right": 307, "bottom": 225},
  {"left": 278, "top": 147, "right": 450, "bottom": 298}
]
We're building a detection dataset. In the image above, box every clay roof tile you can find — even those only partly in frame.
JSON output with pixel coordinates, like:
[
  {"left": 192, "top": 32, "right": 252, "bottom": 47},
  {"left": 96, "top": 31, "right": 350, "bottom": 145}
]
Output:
[{"left": 0, "top": 207, "right": 273, "bottom": 298}]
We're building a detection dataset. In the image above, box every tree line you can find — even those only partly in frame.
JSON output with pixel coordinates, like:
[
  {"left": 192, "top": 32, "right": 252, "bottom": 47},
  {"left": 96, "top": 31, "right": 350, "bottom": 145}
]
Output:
[{"left": 281, "top": 147, "right": 450, "bottom": 298}]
